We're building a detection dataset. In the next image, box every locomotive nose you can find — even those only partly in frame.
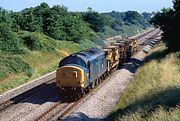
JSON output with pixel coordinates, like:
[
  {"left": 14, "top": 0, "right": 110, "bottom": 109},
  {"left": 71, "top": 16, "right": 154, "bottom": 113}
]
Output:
[{"left": 56, "top": 66, "right": 85, "bottom": 88}]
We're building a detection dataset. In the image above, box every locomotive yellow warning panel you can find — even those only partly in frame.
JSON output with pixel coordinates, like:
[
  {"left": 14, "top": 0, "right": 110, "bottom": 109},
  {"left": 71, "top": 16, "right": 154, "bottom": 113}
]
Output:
[{"left": 56, "top": 66, "right": 85, "bottom": 88}]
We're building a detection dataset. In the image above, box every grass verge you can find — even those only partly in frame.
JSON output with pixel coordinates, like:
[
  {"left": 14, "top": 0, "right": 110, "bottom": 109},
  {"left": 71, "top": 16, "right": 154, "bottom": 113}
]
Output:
[
  {"left": 107, "top": 43, "right": 180, "bottom": 121},
  {"left": 0, "top": 34, "right": 96, "bottom": 94}
]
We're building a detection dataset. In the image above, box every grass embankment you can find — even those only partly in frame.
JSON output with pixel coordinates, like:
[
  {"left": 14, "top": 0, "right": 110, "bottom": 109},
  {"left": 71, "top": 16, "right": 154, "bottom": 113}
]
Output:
[
  {"left": 0, "top": 31, "right": 96, "bottom": 94},
  {"left": 107, "top": 43, "right": 180, "bottom": 121}
]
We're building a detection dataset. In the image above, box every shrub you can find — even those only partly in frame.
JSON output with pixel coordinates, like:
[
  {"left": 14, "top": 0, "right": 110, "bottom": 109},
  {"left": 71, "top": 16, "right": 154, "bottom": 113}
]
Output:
[
  {"left": 0, "top": 23, "right": 24, "bottom": 54},
  {"left": 0, "top": 56, "right": 33, "bottom": 79},
  {"left": 22, "top": 33, "right": 56, "bottom": 51}
]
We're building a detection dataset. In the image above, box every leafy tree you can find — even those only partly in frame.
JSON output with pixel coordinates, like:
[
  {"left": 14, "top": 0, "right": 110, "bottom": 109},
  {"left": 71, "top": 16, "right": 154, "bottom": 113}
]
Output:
[
  {"left": 151, "top": 0, "right": 180, "bottom": 51},
  {"left": 43, "top": 5, "right": 88, "bottom": 42},
  {"left": 142, "top": 12, "right": 153, "bottom": 21},
  {"left": 104, "top": 11, "right": 150, "bottom": 29},
  {"left": 43, "top": 5, "right": 68, "bottom": 40},
  {"left": 0, "top": 7, "right": 13, "bottom": 26},
  {"left": 0, "top": 23, "right": 24, "bottom": 53},
  {"left": 83, "top": 9, "right": 105, "bottom": 32},
  {"left": 10, "top": 12, "right": 21, "bottom": 32},
  {"left": 63, "top": 15, "right": 88, "bottom": 42},
  {"left": 20, "top": 8, "right": 41, "bottom": 32}
]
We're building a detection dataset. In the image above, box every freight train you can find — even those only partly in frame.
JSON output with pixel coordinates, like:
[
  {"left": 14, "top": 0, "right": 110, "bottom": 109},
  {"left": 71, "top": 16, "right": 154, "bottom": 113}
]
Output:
[{"left": 56, "top": 38, "right": 138, "bottom": 99}]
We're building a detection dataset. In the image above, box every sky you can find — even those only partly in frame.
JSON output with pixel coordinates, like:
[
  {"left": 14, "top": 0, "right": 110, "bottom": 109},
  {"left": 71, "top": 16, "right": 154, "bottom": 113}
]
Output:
[{"left": 0, "top": 0, "right": 173, "bottom": 13}]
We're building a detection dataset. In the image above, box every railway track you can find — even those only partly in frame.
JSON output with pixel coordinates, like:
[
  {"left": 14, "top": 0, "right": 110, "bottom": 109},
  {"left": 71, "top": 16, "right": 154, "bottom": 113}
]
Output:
[
  {"left": 34, "top": 64, "right": 117, "bottom": 121},
  {"left": 0, "top": 29, "right": 161, "bottom": 121},
  {"left": 137, "top": 29, "right": 161, "bottom": 51},
  {"left": 0, "top": 78, "right": 55, "bottom": 112}
]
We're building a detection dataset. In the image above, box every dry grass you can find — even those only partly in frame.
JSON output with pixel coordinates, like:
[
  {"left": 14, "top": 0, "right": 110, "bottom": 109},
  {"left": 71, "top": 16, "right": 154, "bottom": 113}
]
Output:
[{"left": 107, "top": 43, "right": 180, "bottom": 121}]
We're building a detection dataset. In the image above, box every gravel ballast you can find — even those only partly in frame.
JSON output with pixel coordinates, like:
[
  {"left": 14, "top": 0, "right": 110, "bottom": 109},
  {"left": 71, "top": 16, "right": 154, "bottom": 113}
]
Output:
[{"left": 0, "top": 71, "right": 56, "bottom": 104}]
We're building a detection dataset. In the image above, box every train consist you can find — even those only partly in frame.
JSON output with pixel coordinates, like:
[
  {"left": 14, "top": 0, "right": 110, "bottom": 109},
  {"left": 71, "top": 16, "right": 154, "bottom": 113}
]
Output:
[{"left": 56, "top": 38, "right": 138, "bottom": 99}]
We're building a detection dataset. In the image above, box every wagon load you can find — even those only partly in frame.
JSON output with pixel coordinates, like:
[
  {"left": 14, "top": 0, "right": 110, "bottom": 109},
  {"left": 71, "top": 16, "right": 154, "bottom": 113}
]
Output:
[{"left": 103, "top": 45, "right": 119, "bottom": 71}]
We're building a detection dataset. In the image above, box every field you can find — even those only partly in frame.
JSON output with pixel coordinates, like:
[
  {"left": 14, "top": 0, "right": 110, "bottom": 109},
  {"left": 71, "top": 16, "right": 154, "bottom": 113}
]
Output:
[{"left": 107, "top": 43, "right": 180, "bottom": 121}]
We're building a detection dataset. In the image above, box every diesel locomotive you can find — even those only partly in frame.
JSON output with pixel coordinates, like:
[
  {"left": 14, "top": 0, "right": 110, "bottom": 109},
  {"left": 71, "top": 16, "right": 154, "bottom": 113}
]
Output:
[{"left": 56, "top": 38, "right": 138, "bottom": 98}]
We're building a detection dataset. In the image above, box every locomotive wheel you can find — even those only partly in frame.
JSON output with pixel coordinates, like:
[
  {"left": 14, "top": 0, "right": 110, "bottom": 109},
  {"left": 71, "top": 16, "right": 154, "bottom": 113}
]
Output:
[
  {"left": 100, "top": 77, "right": 103, "bottom": 82},
  {"left": 95, "top": 79, "right": 98, "bottom": 86},
  {"left": 85, "top": 86, "right": 91, "bottom": 93},
  {"left": 81, "top": 91, "right": 86, "bottom": 96},
  {"left": 105, "top": 73, "right": 108, "bottom": 79},
  {"left": 106, "top": 72, "right": 109, "bottom": 77},
  {"left": 102, "top": 74, "right": 106, "bottom": 80},
  {"left": 98, "top": 78, "right": 101, "bottom": 84},
  {"left": 90, "top": 81, "right": 95, "bottom": 89}
]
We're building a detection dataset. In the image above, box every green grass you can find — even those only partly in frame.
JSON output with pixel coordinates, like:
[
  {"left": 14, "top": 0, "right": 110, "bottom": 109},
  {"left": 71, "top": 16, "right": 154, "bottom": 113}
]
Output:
[
  {"left": 120, "top": 24, "right": 144, "bottom": 37},
  {"left": 0, "top": 31, "right": 97, "bottom": 94},
  {"left": 98, "top": 25, "right": 144, "bottom": 39},
  {"left": 107, "top": 43, "right": 180, "bottom": 121}
]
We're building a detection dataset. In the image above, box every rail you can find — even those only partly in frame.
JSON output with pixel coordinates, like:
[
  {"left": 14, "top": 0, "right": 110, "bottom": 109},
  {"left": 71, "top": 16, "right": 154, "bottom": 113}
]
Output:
[{"left": 0, "top": 71, "right": 56, "bottom": 104}]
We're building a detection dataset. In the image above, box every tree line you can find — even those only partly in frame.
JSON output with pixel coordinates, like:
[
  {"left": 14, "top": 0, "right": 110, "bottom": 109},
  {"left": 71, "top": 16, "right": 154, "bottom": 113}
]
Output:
[{"left": 0, "top": 2, "right": 151, "bottom": 54}]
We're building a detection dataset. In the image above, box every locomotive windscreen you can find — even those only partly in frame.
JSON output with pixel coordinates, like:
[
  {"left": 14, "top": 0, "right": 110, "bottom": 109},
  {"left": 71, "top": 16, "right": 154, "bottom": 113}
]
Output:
[{"left": 59, "top": 56, "right": 87, "bottom": 68}]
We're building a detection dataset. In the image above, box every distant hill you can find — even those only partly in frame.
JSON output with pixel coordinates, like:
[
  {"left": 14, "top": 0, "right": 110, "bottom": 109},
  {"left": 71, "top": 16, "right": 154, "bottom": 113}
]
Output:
[{"left": 103, "top": 11, "right": 153, "bottom": 30}]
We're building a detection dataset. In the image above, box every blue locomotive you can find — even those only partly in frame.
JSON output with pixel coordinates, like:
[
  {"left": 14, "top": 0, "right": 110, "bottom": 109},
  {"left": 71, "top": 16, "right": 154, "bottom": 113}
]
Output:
[{"left": 56, "top": 48, "right": 108, "bottom": 97}]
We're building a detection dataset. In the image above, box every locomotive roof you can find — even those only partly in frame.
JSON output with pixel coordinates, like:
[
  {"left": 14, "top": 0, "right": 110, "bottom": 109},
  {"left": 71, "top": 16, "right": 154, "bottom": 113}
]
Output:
[
  {"left": 59, "top": 48, "right": 104, "bottom": 68},
  {"left": 71, "top": 48, "right": 104, "bottom": 62}
]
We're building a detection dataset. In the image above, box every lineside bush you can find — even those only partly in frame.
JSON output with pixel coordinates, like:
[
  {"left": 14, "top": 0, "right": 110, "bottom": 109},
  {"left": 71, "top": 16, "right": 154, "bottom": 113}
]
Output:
[
  {"left": 0, "top": 23, "right": 24, "bottom": 54},
  {"left": 0, "top": 56, "right": 33, "bottom": 80},
  {"left": 20, "top": 32, "right": 56, "bottom": 51}
]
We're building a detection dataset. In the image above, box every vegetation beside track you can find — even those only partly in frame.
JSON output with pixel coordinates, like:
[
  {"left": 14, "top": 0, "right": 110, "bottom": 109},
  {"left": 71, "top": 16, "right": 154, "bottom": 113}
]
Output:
[
  {"left": 0, "top": 34, "right": 96, "bottom": 93},
  {"left": 107, "top": 43, "right": 180, "bottom": 121},
  {"left": 0, "top": 3, "right": 151, "bottom": 93}
]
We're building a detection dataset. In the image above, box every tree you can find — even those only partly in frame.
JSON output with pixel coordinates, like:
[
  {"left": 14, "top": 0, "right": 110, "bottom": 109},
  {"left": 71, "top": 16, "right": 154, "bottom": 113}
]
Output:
[
  {"left": 0, "top": 23, "right": 24, "bottom": 53},
  {"left": 20, "top": 8, "right": 41, "bottom": 32},
  {"left": 151, "top": 0, "right": 180, "bottom": 51},
  {"left": 83, "top": 10, "right": 105, "bottom": 32},
  {"left": 0, "top": 7, "right": 13, "bottom": 26},
  {"left": 43, "top": 5, "right": 68, "bottom": 40}
]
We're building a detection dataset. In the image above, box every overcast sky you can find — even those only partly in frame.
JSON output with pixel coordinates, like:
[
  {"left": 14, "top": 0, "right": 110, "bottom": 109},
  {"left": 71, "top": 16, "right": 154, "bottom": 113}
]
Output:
[{"left": 0, "top": 0, "right": 173, "bottom": 13}]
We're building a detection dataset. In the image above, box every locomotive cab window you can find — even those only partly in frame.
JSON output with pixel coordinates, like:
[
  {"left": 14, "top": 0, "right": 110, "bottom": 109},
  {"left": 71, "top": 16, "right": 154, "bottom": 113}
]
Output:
[{"left": 59, "top": 56, "right": 86, "bottom": 68}]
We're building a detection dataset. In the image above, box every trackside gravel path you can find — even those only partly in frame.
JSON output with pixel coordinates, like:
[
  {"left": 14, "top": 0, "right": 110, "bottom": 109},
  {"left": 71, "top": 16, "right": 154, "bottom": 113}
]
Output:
[{"left": 64, "top": 42, "right": 154, "bottom": 121}]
